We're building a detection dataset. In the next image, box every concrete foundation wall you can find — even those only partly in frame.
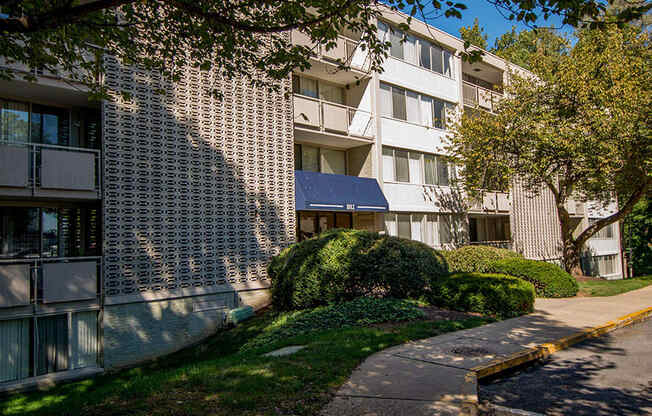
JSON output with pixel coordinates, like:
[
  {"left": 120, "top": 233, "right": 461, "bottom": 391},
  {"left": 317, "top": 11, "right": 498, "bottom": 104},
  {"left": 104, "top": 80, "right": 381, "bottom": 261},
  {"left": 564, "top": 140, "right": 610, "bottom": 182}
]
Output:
[{"left": 103, "top": 291, "right": 238, "bottom": 368}]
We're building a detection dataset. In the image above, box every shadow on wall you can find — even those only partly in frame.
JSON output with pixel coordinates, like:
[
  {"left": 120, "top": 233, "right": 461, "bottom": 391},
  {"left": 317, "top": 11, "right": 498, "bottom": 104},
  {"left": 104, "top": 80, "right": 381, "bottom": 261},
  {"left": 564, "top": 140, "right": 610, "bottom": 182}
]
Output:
[
  {"left": 101, "top": 55, "right": 294, "bottom": 367},
  {"left": 422, "top": 183, "right": 470, "bottom": 248}
]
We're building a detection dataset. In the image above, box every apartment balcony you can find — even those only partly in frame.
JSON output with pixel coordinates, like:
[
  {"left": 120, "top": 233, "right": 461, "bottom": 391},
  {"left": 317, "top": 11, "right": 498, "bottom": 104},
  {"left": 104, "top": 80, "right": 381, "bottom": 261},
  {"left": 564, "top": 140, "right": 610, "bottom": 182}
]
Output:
[
  {"left": 463, "top": 81, "right": 503, "bottom": 113},
  {"left": 293, "top": 94, "right": 376, "bottom": 149},
  {"left": 0, "top": 142, "right": 100, "bottom": 200},
  {"left": 291, "top": 30, "right": 369, "bottom": 84},
  {"left": 0, "top": 257, "right": 101, "bottom": 311},
  {"left": 565, "top": 199, "right": 585, "bottom": 217},
  {"left": 470, "top": 191, "right": 511, "bottom": 213}
]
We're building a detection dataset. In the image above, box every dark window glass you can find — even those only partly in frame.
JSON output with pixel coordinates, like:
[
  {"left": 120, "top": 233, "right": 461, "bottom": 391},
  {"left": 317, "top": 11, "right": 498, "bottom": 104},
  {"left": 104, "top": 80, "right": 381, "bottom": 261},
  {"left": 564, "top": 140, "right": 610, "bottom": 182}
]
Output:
[
  {"left": 0, "top": 100, "right": 29, "bottom": 143},
  {"left": 431, "top": 45, "right": 443, "bottom": 74},
  {"left": 31, "top": 104, "right": 69, "bottom": 146},
  {"left": 294, "top": 144, "right": 302, "bottom": 170},
  {"left": 41, "top": 208, "right": 59, "bottom": 257},
  {"left": 0, "top": 207, "right": 40, "bottom": 258},
  {"left": 36, "top": 314, "right": 68, "bottom": 375},
  {"left": 419, "top": 40, "right": 431, "bottom": 70}
]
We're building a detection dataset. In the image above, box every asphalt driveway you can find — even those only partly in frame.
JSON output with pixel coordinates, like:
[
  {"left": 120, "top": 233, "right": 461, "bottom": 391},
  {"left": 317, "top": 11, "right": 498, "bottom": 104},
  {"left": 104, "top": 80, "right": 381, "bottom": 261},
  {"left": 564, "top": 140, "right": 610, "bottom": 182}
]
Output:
[{"left": 479, "top": 319, "right": 652, "bottom": 415}]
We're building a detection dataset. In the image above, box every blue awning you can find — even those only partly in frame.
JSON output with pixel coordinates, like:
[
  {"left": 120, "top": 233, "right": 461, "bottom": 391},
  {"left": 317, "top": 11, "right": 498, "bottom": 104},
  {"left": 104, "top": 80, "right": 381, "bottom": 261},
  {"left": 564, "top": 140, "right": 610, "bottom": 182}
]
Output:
[{"left": 295, "top": 170, "right": 389, "bottom": 212}]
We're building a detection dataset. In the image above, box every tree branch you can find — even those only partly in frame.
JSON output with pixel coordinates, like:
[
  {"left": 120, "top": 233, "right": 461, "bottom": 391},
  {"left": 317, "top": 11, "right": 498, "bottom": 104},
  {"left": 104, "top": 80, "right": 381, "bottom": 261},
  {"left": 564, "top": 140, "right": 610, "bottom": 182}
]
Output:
[
  {"left": 0, "top": 0, "right": 136, "bottom": 33},
  {"left": 161, "top": 0, "right": 359, "bottom": 34},
  {"left": 575, "top": 176, "right": 652, "bottom": 247}
]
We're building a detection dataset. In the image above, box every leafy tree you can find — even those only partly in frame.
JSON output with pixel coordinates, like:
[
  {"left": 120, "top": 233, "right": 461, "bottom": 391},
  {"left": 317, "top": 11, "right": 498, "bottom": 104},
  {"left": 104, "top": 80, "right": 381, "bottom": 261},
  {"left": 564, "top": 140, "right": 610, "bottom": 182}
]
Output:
[
  {"left": 0, "top": 1, "right": 649, "bottom": 99},
  {"left": 623, "top": 197, "right": 652, "bottom": 276},
  {"left": 491, "top": 26, "right": 569, "bottom": 70},
  {"left": 447, "top": 24, "right": 651, "bottom": 274},
  {"left": 459, "top": 17, "right": 489, "bottom": 49}
]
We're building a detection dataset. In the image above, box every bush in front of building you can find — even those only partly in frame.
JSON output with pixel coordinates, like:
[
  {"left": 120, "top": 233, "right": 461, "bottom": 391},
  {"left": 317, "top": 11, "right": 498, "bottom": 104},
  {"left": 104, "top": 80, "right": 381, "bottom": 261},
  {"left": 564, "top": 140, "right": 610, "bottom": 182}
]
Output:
[
  {"left": 442, "top": 245, "right": 522, "bottom": 273},
  {"left": 427, "top": 273, "right": 535, "bottom": 318},
  {"left": 268, "top": 229, "right": 448, "bottom": 311},
  {"left": 486, "top": 258, "right": 579, "bottom": 298}
]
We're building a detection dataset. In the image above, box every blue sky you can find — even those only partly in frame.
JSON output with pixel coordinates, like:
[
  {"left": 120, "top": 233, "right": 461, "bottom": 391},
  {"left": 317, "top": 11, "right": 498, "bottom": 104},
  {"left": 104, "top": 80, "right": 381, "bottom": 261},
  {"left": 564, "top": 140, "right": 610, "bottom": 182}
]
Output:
[{"left": 407, "top": 1, "right": 571, "bottom": 48}]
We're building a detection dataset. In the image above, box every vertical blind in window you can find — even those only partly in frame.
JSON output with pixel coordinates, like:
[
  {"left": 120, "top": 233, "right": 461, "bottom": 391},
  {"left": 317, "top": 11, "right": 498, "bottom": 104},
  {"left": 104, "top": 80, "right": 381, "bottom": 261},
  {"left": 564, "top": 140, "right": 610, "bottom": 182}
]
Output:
[
  {"left": 385, "top": 213, "right": 457, "bottom": 247},
  {"left": 379, "top": 82, "right": 454, "bottom": 130},
  {"left": 383, "top": 147, "right": 453, "bottom": 186},
  {"left": 378, "top": 21, "right": 456, "bottom": 79}
]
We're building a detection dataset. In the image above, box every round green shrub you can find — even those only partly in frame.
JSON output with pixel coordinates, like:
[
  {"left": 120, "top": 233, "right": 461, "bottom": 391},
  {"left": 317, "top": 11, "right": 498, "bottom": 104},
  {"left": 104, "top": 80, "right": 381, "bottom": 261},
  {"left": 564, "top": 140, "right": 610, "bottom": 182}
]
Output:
[
  {"left": 268, "top": 229, "right": 448, "bottom": 311},
  {"left": 442, "top": 245, "right": 522, "bottom": 273},
  {"left": 427, "top": 273, "right": 535, "bottom": 318},
  {"left": 486, "top": 258, "right": 579, "bottom": 298}
]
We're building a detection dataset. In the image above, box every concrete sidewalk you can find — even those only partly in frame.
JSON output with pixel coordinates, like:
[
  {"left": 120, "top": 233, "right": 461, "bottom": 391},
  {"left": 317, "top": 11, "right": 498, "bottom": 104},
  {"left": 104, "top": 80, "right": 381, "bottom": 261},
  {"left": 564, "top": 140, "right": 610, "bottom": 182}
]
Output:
[{"left": 321, "top": 285, "right": 652, "bottom": 416}]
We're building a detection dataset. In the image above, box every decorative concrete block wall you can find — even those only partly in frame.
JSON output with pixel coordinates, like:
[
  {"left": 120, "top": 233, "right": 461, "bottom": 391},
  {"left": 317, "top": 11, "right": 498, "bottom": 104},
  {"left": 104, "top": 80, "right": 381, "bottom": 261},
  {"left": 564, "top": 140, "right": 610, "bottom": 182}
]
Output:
[
  {"left": 510, "top": 181, "right": 563, "bottom": 261},
  {"left": 101, "top": 56, "right": 295, "bottom": 366}
]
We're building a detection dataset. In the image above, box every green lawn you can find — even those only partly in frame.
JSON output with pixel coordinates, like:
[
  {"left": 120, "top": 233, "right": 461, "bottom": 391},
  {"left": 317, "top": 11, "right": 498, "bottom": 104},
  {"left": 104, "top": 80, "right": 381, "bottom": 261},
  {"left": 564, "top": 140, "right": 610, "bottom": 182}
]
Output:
[
  {"left": 578, "top": 275, "right": 652, "bottom": 297},
  {"left": 1, "top": 307, "right": 490, "bottom": 416}
]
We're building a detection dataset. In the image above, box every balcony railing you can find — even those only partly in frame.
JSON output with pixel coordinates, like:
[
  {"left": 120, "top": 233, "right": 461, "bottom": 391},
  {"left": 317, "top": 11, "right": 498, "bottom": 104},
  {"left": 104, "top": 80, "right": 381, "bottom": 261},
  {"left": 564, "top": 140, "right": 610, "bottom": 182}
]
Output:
[
  {"left": 463, "top": 81, "right": 503, "bottom": 113},
  {"left": 291, "top": 30, "right": 368, "bottom": 71},
  {"left": 470, "top": 191, "right": 511, "bottom": 212},
  {"left": 0, "top": 257, "right": 102, "bottom": 309},
  {"left": 293, "top": 95, "right": 376, "bottom": 139},
  {"left": 468, "top": 240, "right": 513, "bottom": 250},
  {"left": 0, "top": 141, "right": 100, "bottom": 198}
]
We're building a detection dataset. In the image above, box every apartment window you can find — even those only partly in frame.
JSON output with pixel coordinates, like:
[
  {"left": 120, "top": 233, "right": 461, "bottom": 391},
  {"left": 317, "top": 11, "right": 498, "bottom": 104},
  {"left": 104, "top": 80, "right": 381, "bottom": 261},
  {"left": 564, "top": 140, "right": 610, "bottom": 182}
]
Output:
[
  {"left": 378, "top": 21, "right": 456, "bottom": 79},
  {"left": 383, "top": 147, "right": 452, "bottom": 186},
  {"left": 397, "top": 214, "right": 411, "bottom": 239},
  {"left": 391, "top": 86, "right": 407, "bottom": 120},
  {"left": 378, "top": 82, "right": 454, "bottom": 130},
  {"left": 321, "top": 148, "right": 346, "bottom": 175},
  {"left": 1, "top": 100, "right": 29, "bottom": 143},
  {"left": 0, "top": 206, "right": 100, "bottom": 259},
  {"left": 394, "top": 150, "right": 410, "bottom": 182},
  {"left": 385, "top": 213, "right": 457, "bottom": 247},
  {"left": 583, "top": 254, "right": 618, "bottom": 276},
  {"left": 0, "top": 99, "right": 99, "bottom": 148},
  {"left": 294, "top": 144, "right": 346, "bottom": 175},
  {"left": 389, "top": 26, "right": 404, "bottom": 59},
  {"left": 301, "top": 145, "right": 320, "bottom": 172},
  {"left": 319, "top": 83, "right": 345, "bottom": 105},
  {"left": 292, "top": 75, "right": 318, "bottom": 99},
  {"left": 589, "top": 219, "right": 615, "bottom": 239},
  {"left": 31, "top": 104, "right": 69, "bottom": 146}
]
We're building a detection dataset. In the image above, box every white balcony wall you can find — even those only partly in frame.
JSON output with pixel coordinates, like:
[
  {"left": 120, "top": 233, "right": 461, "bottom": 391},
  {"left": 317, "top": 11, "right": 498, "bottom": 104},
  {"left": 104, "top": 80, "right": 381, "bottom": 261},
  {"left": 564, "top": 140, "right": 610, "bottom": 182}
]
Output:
[
  {"left": 381, "top": 118, "right": 449, "bottom": 154},
  {"left": 586, "top": 237, "right": 620, "bottom": 256},
  {"left": 384, "top": 182, "right": 460, "bottom": 213},
  {"left": 379, "top": 57, "right": 459, "bottom": 103}
]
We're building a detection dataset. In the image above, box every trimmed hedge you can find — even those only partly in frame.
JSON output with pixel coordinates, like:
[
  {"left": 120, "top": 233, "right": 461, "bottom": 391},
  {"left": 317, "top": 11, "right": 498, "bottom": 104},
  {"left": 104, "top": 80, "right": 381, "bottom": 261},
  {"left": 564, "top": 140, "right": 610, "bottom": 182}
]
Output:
[
  {"left": 428, "top": 273, "right": 535, "bottom": 318},
  {"left": 442, "top": 245, "right": 522, "bottom": 273},
  {"left": 486, "top": 258, "right": 579, "bottom": 298},
  {"left": 269, "top": 229, "right": 448, "bottom": 311}
]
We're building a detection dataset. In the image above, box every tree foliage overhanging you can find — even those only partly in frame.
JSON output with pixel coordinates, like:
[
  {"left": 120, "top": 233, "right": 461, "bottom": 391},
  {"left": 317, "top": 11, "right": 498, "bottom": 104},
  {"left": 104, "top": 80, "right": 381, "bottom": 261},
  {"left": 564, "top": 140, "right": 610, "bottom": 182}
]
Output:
[
  {"left": 0, "top": 0, "right": 650, "bottom": 98},
  {"left": 447, "top": 23, "right": 651, "bottom": 273}
]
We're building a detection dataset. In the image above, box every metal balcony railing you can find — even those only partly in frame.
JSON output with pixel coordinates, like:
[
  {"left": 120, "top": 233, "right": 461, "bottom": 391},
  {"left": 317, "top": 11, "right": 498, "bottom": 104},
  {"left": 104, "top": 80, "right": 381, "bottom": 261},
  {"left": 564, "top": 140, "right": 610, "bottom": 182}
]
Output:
[
  {"left": 0, "top": 257, "right": 102, "bottom": 309},
  {"left": 463, "top": 81, "right": 503, "bottom": 113},
  {"left": 293, "top": 94, "right": 376, "bottom": 139},
  {"left": 0, "top": 141, "right": 100, "bottom": 197}
]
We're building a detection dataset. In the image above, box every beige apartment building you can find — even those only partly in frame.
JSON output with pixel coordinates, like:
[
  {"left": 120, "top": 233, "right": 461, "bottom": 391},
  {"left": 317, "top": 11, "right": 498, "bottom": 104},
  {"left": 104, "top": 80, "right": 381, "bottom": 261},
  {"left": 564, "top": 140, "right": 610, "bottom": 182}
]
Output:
[{"left": 0, "top": 8, "right": 622, "bottom": 391}]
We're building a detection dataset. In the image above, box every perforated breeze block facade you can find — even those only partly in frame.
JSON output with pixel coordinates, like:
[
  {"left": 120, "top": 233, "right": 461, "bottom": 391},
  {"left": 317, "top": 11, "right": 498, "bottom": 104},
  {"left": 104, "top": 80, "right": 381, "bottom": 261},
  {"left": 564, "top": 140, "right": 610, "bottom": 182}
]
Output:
[
  {"left": 101, "top": 56, "right": 295, "bottom": 367},
  {"left": 510, "top": 181, "right": 563, "bottom": 261}
]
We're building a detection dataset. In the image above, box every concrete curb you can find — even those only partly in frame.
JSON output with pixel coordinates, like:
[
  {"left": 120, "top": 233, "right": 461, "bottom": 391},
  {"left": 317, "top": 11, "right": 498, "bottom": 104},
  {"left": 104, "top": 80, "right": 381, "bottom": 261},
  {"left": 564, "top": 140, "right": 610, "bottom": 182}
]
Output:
[{"left": 472, "top": 306, "right": 652, "bottom": 379}]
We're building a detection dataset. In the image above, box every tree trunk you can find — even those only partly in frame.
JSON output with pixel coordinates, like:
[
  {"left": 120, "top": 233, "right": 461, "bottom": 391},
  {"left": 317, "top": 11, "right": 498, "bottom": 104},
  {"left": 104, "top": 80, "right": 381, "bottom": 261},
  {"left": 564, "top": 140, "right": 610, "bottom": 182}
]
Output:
[{"left": 561, "top": 236, "right": 583, "bottom": 275}]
